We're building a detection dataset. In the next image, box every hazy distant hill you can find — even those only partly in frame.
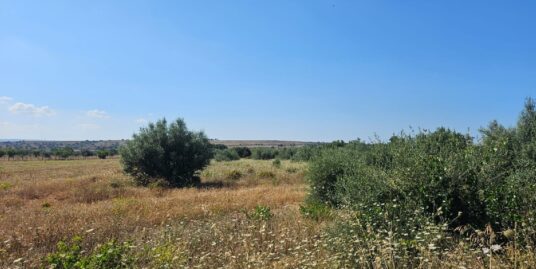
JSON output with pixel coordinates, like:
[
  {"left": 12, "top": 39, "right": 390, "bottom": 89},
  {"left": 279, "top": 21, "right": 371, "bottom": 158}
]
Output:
[
  {"left": 210, "top": 140, "right": 320, "bottom": 148},
  {"left": 0, "top": 139, "right": 318, "bottom": 151}
]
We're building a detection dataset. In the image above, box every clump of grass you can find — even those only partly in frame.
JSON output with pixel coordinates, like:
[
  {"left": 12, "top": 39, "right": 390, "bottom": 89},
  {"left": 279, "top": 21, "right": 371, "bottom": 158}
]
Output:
[
  {"left": 148, "top": 242, "right": 187, "bottom": 268},
  {"left": 224, "top": 169, "right": 242, "bottom": 180},
  {"left": 258, "top": 171, "right": 275, "bottom": 179},
  {"left": 285, "top": 167, "right": 298, "bottom": 174},
  {"left": 0, "top": 182, "right": 13, "bottom": 191}
]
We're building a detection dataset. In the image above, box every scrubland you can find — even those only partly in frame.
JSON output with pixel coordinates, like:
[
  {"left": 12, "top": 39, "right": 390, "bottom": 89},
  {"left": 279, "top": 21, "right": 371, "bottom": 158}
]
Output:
[{"left": 1, "top": 157, "right": 535, "bottom": 268}]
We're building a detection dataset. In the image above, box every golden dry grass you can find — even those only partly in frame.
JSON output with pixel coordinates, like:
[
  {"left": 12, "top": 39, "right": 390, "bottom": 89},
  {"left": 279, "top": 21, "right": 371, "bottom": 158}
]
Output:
[{"left": 0, "top": 159, "right": 315, "bottom": 268}]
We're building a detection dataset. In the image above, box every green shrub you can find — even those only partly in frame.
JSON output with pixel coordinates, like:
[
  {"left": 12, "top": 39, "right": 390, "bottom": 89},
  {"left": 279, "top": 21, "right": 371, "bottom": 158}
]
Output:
[
  {"left": 46, "top": 236, "right": 85, "bottom": 269},
  {"left": 251, "top": 148, "right": 277, "bottom": 160},
  {"left": 53, "top": 147, "right": 75, "bottom": 160},
  {"left": 307, "top": 98, "right": 536, "bottom": 242},
  {"left": 119, "top": 118, "right": 212, "bottom": 187},
  {"left": 84, "top": 240, "right": 133, "bottom": 269},
  {"left": 307, "top": 148, "right": 360, "bottom": 206},
  {"left": 299, "top": 201, "right": 331, "bottom": 221},
  {"left": 272, "top": 158, "right": 281, "bottom": 168},
  {"left": 213, "top": 149, "right": 240, "bottom": 162},
  {"left": 45, "top": 237, "right": 133, "bottom": 269},
  {"left": 247, "top": 205, "right": 272, "bottom": 221},
  {"left": 96, "top": 150, "right": 109, "bottom": 159},
  {"left": 233, "top": 147, "right": 252, "bottom": 158}
]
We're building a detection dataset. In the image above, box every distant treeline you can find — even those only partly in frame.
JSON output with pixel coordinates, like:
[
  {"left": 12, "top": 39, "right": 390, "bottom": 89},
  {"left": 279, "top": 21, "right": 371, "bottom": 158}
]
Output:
[
  {"left": 0, "top": 140, "right": 125, "bottom": 151},
  {"left": 212, "top": 140, "right": 348, "bottom": 162},
  {"left": 0, "top": 147, "right": 118, "bottom": 160}
]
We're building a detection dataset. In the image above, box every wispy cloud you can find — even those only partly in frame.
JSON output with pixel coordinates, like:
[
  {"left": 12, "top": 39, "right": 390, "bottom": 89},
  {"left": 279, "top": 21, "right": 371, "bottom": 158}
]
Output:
[
  {"left": 0, "top": 96, "right": 12, "bottom": 104},
  {"left": 9, "top": 102, "right": 55, "bottom": 117},
  {"left": 86, "top": 109, "right": 110, "bottom": 119}
]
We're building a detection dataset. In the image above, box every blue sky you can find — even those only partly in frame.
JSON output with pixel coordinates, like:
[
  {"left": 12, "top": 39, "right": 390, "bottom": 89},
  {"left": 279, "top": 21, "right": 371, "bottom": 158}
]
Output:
[{"left": 0, "top": 1, "right": 534, "bottom": 141}]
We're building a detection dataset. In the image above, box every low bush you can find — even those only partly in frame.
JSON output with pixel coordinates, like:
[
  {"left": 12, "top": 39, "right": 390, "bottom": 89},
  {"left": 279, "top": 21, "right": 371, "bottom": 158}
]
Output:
[
  {"left": 251, "top": 148, "right": 277, "bottom": 160},
  {"left": 213, "top": 149, "right": 240, "bottom": 162},
  {"left": 96, "top": 150, "right": 109, "bottom": 159},
  {"left": 45, "top": 237, "right": 133, "bottom": 269},
  {"left": 247, "top": 205, "right": 272, "bottom": 221},
  {"left": 233, "top": 147, "right": 252, "bottom": 158},
  {"left": 299, "top": 201, "right": 332, "bottom": 221}
]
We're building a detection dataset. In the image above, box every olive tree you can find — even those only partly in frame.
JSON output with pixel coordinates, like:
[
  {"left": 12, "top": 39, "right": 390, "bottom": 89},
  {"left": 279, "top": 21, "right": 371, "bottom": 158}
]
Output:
[{"left": 120, "top": 118, "right": 213, "bottom": 187}]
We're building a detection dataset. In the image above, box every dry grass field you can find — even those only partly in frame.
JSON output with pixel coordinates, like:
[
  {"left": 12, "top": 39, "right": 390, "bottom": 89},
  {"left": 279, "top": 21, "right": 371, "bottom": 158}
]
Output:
[
  {"left": 0, "top": 159, "right": 334, "bottom": 268},
  {"left": 1, "top": 159, "right": 536, "bottom": 268}
]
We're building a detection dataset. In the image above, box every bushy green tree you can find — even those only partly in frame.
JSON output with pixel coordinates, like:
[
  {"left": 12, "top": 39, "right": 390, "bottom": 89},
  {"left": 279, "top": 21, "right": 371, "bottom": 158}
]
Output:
[
  {"left": 6, "top": 148, "right": 16, "bottom": 160},
  {"left": 516, "top": 97, "right": 536, "bottom": 163},
  {"left": 96, "top": 150, "right": 109, "bottom": 159},
  {"left": 81, "top": 149, "right": 94, "bottom": 158},
  {"left": 53, "top": 147, "right": 74, "bottom": 160},
  {"left": 251, "top": 148, "right": 277, "bottom": 160},
  {"left": 119, "top": 118, "right": 213, "bottom": 187},
  {"left": 233, "top": 147, "right": 252, "bottom": 158}
]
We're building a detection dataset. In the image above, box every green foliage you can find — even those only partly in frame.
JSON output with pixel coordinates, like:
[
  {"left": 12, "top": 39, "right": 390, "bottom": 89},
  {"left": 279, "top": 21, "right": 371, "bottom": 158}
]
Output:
[
  {"left": 45, "top": 237, "right": 133, "bottom": 269},
  {"left": 307, "top": 98, "right": 536, "bottom": 243},
  {"left": 96, "top": 150, "right": 109, "bottom": 159},
  {"left": 46, "top": 236, "right": 85, "bottom": 269},
  {"left": 251, "top": 148, "right": 277, "bottom": 160},
  {"left": 213, "top": 149, "right": 240, "bottom": 162},
  {"left": 299, "top": 200, "right": 331, "bottom": 221},
  {"left": 247, "top": 205, "right": 272, "bottom": 221},
  {"left": 149, "top": 242, "right": 186, "bottom": 268},
  {"left": 80, "top": 149, "right": 93, "bottom": 157},
  {"left": 272, "top": 158, "right": 281, "bottom": 168},
  {"left": 85, "top": 240, "right": 133, "bottom": 269},
  {"left": 119, "top": 118, "right": 212, "bottom": 187},
  {"left": 233, "top": 147, "right": 252, "bottom": 158},
  {"left": 516, "top": 97, "right": 536, "bottom": 163},
  {"left": 53, "top": 147, "right": 75, "bottom": 160},
  {"left": 6, "top": 148, "right": 16, "bottom": 159}
]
